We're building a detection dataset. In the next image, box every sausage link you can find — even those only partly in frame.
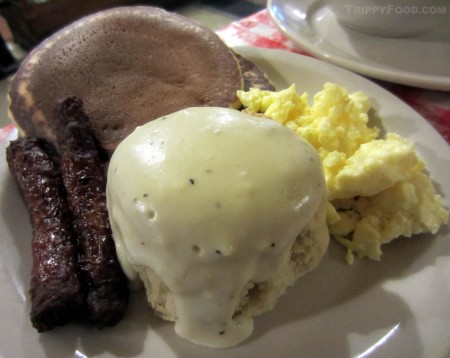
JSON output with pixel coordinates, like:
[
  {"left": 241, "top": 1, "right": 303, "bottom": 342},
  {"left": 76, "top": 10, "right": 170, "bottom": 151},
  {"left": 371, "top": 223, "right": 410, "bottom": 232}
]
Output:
[
  {"left": 6, "top": 137, "right": 83, "bottom": 332},
  {"left": 54, "top": 97, "right": 129, "bottom": 328}
]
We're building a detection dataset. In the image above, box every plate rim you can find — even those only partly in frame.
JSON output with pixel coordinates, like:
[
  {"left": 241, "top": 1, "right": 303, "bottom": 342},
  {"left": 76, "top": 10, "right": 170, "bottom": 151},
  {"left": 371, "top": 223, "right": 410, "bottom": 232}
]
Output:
[{"left": 267, "top": 0, "right": 450, "bottom": 91}]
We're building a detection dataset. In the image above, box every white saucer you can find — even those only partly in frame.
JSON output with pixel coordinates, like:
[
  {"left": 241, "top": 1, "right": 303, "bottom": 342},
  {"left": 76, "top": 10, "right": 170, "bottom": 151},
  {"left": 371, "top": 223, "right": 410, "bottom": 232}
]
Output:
[{"left": 268, "top": 0, "right": 450, "bottom": 91}]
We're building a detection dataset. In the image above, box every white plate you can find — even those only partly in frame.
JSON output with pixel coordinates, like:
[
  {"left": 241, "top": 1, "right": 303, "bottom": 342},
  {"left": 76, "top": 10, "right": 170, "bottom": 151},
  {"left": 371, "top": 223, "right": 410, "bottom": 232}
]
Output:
[
  {"left": 267, "top": 0, "right": 450, "bottom": 91},
  {"left": 1, "top": 47, "right": 449, "bottom": 358}
]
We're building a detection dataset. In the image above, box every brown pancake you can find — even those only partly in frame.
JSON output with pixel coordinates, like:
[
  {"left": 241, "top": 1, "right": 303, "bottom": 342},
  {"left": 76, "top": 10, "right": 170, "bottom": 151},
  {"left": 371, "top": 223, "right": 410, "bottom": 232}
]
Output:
[
  {"left": 8, "top": 6, "right": 244, "bottom": 156},
  {"left": 234, "top": 53, "right": 275, "bottom": 92}
]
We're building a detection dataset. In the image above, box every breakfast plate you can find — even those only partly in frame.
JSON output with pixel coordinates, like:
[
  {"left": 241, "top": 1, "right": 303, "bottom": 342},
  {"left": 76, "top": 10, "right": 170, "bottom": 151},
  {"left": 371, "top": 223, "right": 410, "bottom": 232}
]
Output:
[
  {"left": 0, "top": 46, "right": 449, "bottom": 357},
  {"left": 267, "top": 0, "right": 450, "bottom": 91}
]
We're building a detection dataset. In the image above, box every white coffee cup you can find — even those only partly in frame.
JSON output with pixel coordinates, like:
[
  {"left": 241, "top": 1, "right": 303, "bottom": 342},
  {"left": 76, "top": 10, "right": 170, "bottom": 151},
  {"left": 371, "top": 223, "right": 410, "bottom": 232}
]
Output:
[{"left": 326, "top": 0, "right": 449, "bottom": 37}]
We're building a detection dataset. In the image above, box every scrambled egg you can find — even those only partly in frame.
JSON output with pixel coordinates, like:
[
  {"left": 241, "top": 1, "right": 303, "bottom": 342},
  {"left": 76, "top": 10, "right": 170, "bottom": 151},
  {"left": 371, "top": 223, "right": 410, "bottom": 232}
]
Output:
[{"left": 237, "top": 83, "right": 449, "bottom": 264}]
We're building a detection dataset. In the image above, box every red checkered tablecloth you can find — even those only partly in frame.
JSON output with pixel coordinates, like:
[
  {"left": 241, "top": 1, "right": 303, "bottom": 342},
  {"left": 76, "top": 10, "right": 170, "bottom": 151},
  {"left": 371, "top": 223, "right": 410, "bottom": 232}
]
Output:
[
  {"left": 1, "top": 9, "right": 449, "bottom": 145},
  {"left": 217, "top": 10, "right": 450, "bottom": 146}
]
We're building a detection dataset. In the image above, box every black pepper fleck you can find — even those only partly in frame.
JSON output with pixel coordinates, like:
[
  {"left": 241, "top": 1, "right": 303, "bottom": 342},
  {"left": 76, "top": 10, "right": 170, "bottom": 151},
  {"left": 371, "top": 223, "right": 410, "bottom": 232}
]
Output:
[
  {"left": 143, "top": 193, "right": 148, "bottom": 197},
  {"left": 271, "top": 243, "right": 276, "bottom": 247},
  {"left": 215, "top": 250, "right": 222, "bottom": 255},
  {"left": 219, "top": 331, "right": 225, "bottom": 335},
  {"left": 189, "top": 178, "right": 195, "bottom": 185}
]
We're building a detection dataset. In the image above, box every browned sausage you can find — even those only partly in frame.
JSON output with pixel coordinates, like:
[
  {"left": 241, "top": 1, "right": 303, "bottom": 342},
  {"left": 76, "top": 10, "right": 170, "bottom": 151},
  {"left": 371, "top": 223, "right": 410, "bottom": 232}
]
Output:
[
  {"left": 6, "top": 137, "right": 83, "bottom": 332},
  {"left": 53, "top": 96, "right": 128, "bottom": 328}
]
